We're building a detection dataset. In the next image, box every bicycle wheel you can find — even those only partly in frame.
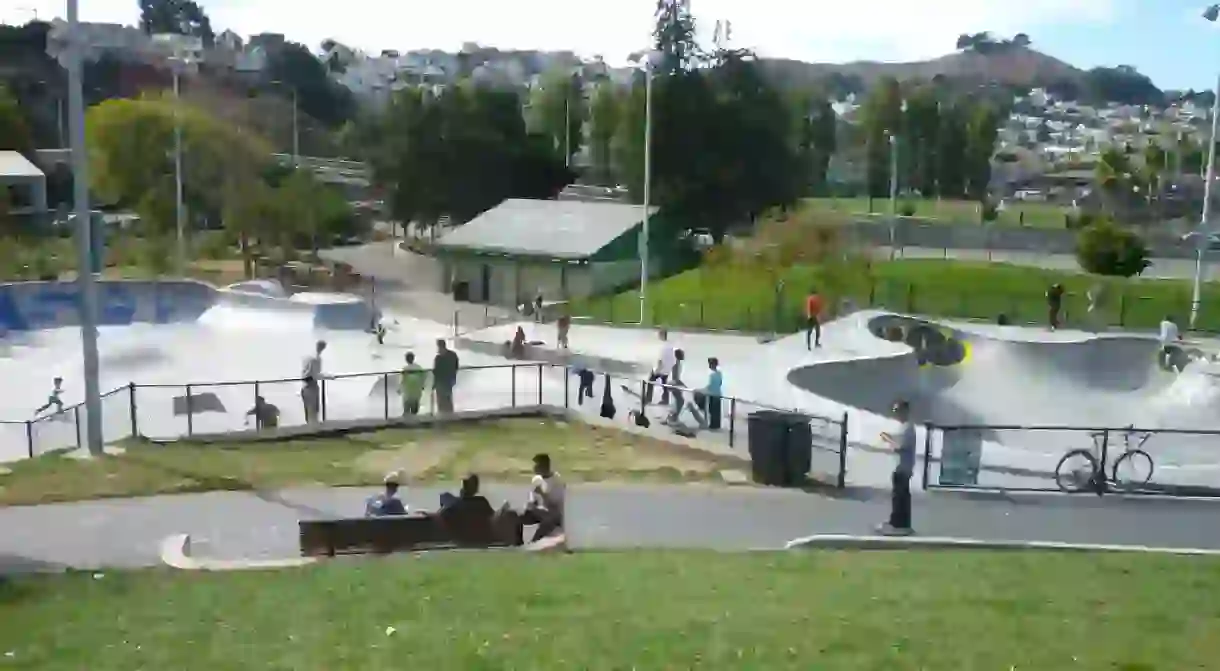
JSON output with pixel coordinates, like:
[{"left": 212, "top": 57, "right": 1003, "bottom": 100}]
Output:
[
  {"left": 1055, "top": 449, "right": 1099, "bottom": 493},
  {"left": 1111, "top": 450, "right": 1154, "bottom": 490}
]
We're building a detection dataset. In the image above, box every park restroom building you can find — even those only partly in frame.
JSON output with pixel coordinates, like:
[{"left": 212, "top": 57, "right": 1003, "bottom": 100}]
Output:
[{"left": 435, "top": 199, "right": 657, "bottom": 308}]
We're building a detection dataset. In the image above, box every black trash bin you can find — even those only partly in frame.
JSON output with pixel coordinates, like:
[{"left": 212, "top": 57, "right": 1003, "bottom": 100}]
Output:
[
  {"left": 452, "top": 281, "right": 470, "bottom": 301},
  {"left": 747, "top": 410, "right": 789, "bottom": 486},
  {"left": 783, "top": 415, "right": 813, "bottom": 485}
]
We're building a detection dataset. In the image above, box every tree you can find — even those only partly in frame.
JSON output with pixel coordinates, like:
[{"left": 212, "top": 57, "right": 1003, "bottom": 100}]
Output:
[
  {"left": 0, "top": 84, "right": 33, "bottom": 157},
  {"left": 587, "top": 81, "right": 622, "bottom": 184},
  {"left": 530, "top": 67, "right": 586, "bottom": 166},
  {"left": 137, "top": 0, "right": 214, "bottom": 47},
  {"left": 1083, "top": 66, "right": 1161, "bottom": 106},
  {"left": 1012, "top": 33, "right": 1031, "bottom": 48},
  {"left": 793, "top": 90, "right": 837, "bottom": 195},
  {"left": 374, "top": 83, "right": 572, "bottom": 237},
  {"left": 265, "top": 42, "right": 355, "bottom": 128},
  {"left": 963, "top": 103, "right": 1000, "bottom": 201},
  {"left": 1075, "top": 221, "right": 1150, "bottom": 277}
]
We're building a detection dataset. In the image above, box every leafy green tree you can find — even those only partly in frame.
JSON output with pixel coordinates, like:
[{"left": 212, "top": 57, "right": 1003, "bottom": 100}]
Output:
[
  {"left": 587, "top": 81, "right": 621, "bottom": 184},
  {"left": 0, "top": 84, "right": 33, "bottom": 156},
  {"left": 137, "top": 0, "right": 214, "bottom": 46},
  {"left": 530, "top": 68, "right": 586, "bottom": 166},
  {"left": 374, "top": 83, "right": 572, "bottom": 236},
  {"left": 1075, "top": 220, "right": 1150, "bottom": 277},
  {"left": 964, "top": 103, "right": 1000, "bottom": 201},
  {"left": 792, "top": 90, "right": 836, "bottom": 195},
  {"left": 265, "top": 42, "right": 355, "bottom": 128}
]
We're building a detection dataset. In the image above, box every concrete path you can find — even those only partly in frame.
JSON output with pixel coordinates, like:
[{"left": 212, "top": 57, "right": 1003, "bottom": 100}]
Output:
[
  {"left": 883, "top": 246, "right": 1218, "bottom": 281},
  {"left": 3, "top": 483, "right": 1220, "bottom": 572}
]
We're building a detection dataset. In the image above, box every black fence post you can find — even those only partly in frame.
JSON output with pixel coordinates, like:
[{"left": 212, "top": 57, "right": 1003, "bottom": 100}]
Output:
[
  {"left": 536, "top": 364, "right": 543, "bottom": 405},
  {"left": 25, "top": 420, "right": 33, "bottom": 459},
  {"left": 868, "top": 277, "right": 876, "bottom": 307},
  {"left": 74, "top": 407, "right": 81, "bottom": 450},
  {"left": 699, "top": 300, "right": 705, "bottom": 327},
  {"left": 563, "top": 366, "right": 570, "bottom": 409},
  {"left": 906, "top": 283, "right": 916, "bottom": 313},
  {"left": 321, "top": 379, "right": 328, "bottom": 421},
  {"left": 728, "top": 398, "right": 738, "bottom": 448},
  {"left": 1118, "top": 292, "right": 1128, "bottom": 327},
  {"left": 1097, "top": 430, "right": 1110, "bottom": 496},
  {"left": 382, "top": 373, "right": 390, "bottom": 419},
  {"left": 922, "top": 423, "right": 934, "bottom": 490},
  {"left": 511, "top": 365, "right": 517, "bottom": 407},
  {"left": 185, "top": 384, "right": 194, "bottom": 436},
  {"left": 837, "top": 412, "right": 848, "bottom": 489},
  {"left": 128, "top": 382, "right": 139, "bottom": 438},
  {"left": 638, "top": 380, "right": 647, "bottom": 417}
]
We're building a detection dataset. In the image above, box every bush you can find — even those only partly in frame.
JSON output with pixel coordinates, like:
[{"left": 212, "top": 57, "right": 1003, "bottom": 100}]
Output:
[
  {"left": 1065, "top": 211, "right": 1098, "bottom": 230},
  {"left": 1075, "top": 221, "right": 1151, "bottom": 277},
  {"left": 980, "top": 202, "right": 999, "bottom": 223},
  {"left": 899, "top": 202, "right": 917, "bottom": 217}
]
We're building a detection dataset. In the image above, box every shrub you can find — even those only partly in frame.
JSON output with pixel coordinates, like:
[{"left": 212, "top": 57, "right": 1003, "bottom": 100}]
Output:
[
  {"left": 980, "top": 201, "right": 999, "bottom": 223},
  {"left": 1075, "top": 221, "right": 1151, "bottom": 278},
  {"left": 898, "top": 202, "right": 917, "bottom": 217}
]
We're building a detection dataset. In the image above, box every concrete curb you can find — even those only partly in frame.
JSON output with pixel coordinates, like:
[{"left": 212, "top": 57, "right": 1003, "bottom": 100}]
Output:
[
  {"left": 784, "top": 534, "right": 1220, "bottom": 555},
  {"left": 159, "top": 534, "right": 318, "bottom": 571}
]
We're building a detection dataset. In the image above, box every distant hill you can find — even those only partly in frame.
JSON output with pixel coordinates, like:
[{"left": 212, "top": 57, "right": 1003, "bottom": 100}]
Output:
[{"left": 760, "top": 46, "right": 1083, "bottom": 93}]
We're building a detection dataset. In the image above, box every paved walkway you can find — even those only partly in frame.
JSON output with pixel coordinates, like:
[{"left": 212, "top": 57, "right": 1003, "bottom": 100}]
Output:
[{"left": 3, "top": 484, "right": 1220, "bottom": 571}]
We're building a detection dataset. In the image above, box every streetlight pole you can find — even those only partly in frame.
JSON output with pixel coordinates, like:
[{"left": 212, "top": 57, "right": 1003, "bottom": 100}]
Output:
[
  {"left": 1191, "top": 4, "right": 1220, "bottom": 329},
  {"left": 172, "top": 65, "right": 186, "bottom": 277},
  {"left": 639, "top": 55, "right": 654, "bottom": 326},
  {"left": 888, "top": 131, "right": 898, "bottom": 260},
  {"left": 66, "top": 0, "right": 103, "bottom": 455}
]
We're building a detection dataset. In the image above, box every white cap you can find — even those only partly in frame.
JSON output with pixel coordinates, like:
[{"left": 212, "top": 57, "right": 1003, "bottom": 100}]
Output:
[{"left": 383, "top": 471, "right": 402, "bottom": 485}]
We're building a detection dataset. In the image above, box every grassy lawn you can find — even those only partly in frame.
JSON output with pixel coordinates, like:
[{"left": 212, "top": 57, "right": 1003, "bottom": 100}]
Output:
[
  {"left": 2, "top": 550, "right": 1218, "bottom": 669},
  {"left": 0, "top": 418, "right": 740, "bottom": 506},
  {"left": 804, "top": 196, "right": 1070, "bottom": 228},
  {"left": 574, "top": 259, "right": 1220, "bottom": 332}
]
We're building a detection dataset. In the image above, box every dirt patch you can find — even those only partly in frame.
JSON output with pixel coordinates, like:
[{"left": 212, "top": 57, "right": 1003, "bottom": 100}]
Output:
[
  {"left": 352, "top": 440, "right": 458, "bottom": 479},
  {"left": 462, "top": 451, "right": 534, "bottom": 476}
]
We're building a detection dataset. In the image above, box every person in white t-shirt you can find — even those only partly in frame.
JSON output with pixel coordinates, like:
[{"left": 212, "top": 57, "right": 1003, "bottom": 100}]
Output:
[
  {"left": 1159, "top": 316, "right": 1182, "bottom": 371},
  {"left": 522, "top": 453, "right": 565, "bottom": 542},
  {"left": 647, "top": 329, "right": 676, "bottom": 406},
  {"left": 301, "top": 339, "right": 327, "bottom": 423}
]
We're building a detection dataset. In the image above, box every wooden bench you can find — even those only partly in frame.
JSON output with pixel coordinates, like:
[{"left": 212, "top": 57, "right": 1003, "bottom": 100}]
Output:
[{"left": 299, "top": 508, "right": 523, "bottom": 557}]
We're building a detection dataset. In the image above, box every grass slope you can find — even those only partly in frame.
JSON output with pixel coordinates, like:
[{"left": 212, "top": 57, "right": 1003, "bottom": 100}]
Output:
[{"left": 2, "top": 551, "right": 1218, "bottom": 669}]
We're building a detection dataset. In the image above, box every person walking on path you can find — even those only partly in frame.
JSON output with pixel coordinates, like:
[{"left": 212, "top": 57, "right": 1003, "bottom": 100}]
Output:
[
  {"left": 533, "top": 290, "right": 544, "bottom": 323},
  {"left": 1159, "top": 315, "right": 1183, "bottom": 371},
  {"left": 878, "top": 399, "right": 917, "bottom": 536},
  {"left": 805, "top": 289, "right": 824, "bottom": 350},
  {"left": 645, "top": 329, "right": 676, "bottom": 406},
  {"left": 664, "top": 349, "right": 687, "bottom": 425},
  {"left": 432, "top": 339, "right": 460, "bottom": 414},
  {"left": 694, "top": 357, "right": 723, "bottom": 430},
  {"left": 1046, "top": 283, "right": 1065, "bottom": 331},
  {"left": 401, "top": 351, "right": 427, "bottom": 416}
]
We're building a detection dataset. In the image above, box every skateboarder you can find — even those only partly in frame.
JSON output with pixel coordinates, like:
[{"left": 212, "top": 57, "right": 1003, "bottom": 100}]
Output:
[
  {"left": 401, "top": 352, "right": 427, "bottom": 416},
  {"left": 35, "top": 377, "right": 65, "bottom": 416},
  {"left": 301, "top": 340, "right": 327, "bottom": 423},
  {"left": 645, "top": 329, "right": 676, "bottom": 405},
  {"left": 245, "top": 395, "right": 280, "bottom": 430},
  {"left": 1046, "top": 283, "right": 1064, "bottom": 330},
  {"left": 1159, "top": 315, "right": 1182, "bottom": 371},
  {"left": 805, "top": 288, "right": 824, "bottom": 350},
  {"left": 557, "top": 312, "right": 571, "bottom": 349}
]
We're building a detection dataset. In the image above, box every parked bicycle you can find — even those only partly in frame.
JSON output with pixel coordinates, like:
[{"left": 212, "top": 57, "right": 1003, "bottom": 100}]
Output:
[{"left": 1054, "top": 426, "right": 1155, "bottom": 494}]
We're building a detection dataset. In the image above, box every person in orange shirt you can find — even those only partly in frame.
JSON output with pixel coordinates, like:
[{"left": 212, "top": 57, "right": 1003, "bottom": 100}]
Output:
[{"left": 805, "top": 289, "right": 824, "bottom": 350}]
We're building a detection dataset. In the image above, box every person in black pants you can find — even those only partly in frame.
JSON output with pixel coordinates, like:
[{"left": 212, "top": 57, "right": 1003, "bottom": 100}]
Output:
[
  {"left": 575, "top": 367, "right": 595, "bottom": 405},
  {"left": 878, "top": 399, "right": 916, "bottom": 536},
  {"left": 1046, "top": 283, "right": 1064, "bottom": 331}
]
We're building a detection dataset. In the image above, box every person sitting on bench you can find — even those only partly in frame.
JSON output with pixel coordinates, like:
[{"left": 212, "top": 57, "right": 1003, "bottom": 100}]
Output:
[
  {"left": 522, "top": 453, "right": 565, "bottom": 542},
  {"left": 365, "top": 471, "right": 408, "bottom": 517},
  {"left": 438, "top": 474, "right": 495, "bottom": 518}
]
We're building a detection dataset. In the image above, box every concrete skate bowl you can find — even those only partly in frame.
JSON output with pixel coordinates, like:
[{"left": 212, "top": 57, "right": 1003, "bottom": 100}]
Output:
[
  {"left": 0, "top": 279, "right": 378, "bottom": 333},
  {"left": 787, "top": 314, "right": 1182, "bottom": 485}
]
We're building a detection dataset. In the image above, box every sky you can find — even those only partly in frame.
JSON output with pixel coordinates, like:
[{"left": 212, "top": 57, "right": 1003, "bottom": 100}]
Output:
[{"left": 2, "top": 0, "right": 1220, "bottom": 91}]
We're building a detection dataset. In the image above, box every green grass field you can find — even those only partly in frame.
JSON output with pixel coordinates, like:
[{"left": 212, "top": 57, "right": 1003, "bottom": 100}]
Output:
[
  {"left": 0, "top": 418, "right": 737, "bottom": 507},
  {"left": 3, "top": 550, "right": 1218, "bottom": 669},
  {"left": 804, "top": 196, "right": 1070, "bottom": 228},
  {"left": 574, "top": 259, "right": 1220, "bottom": 333}
]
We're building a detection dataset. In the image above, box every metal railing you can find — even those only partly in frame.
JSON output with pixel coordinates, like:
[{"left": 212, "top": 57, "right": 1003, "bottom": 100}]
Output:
[
  {"left": 7, "top": 362, "right": 851, "bottom": 488},
  {"left": 920, "top": 423, "right": 1220, "bottom": 497},
  {"left": 579, "top": 278, "right": 1220, "bottom": 335}
]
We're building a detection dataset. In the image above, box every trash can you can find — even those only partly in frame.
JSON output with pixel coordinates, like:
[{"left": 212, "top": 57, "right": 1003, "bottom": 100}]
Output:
[
  {"left": 783, "top": 415, "right": 813, "bottom": 486},
  {"left": 747, "top": 410, "right": 790, "bottom": 486},
  {"left": 452, "top": 281, "right": 470, "bottom": 301}
]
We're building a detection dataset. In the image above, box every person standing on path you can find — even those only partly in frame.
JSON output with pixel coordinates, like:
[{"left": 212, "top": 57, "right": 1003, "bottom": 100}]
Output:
[
  {"left": 696, "top": 357, "right": 723, "bottom": 431},
  {"left": 533, "top": 290, "right": 544, "bottom": 323},
  {"left": 805, "top": 289, "right": 824, "bottom": 350},
  {"left": 1159, "top": 315, "right": 1183, "bottom": 371},
  {"left": 557, "top": 312, "right": 571, "bottom": 349},
  {"left": 401, "top": 351, "right": 427, "bottom": 416},
  {"left": 645, "top": 329, "right": 676, "bottom": 406},
  {"left": 664, "top": 348, "right": 687, "bottom": 425},
  {"left": 1046, "top": 283, "right": 1065, "bottom": 331},
  {"left": 301, "top": 340, "right": 327, "bottom": 423},
  {"left": 432, "top": 339, "right": 460, "bottom": 414},
  {"left": 878, "top": 399, "right": 917, "bottom": 536}
]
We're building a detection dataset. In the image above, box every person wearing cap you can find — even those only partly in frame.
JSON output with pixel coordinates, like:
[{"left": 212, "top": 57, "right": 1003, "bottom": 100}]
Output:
[{"left": 365, "top": 471, "right": 407, "bottom": 517}]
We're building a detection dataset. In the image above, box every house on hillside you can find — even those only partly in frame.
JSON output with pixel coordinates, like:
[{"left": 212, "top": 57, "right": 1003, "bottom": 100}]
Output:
[{"left": 434, "top": 199, "right": 656, "bottom": 307}]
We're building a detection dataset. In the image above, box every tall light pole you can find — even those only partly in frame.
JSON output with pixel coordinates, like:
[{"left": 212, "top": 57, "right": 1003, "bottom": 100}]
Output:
[
  {"left": 631, "top": 51, "right": 657, "bottom": 326},
  {"left": 66, "top": 0, "right": 103, "bottom": 455},
  {"left": 1190, "top": 4, "right": 1220, "bottom": 329},
  {"left": 887, "top": 99, "right": 908, "bottom": 261},
  {"left": 168, "top": 54, "right": 196, "bottom": 277}
]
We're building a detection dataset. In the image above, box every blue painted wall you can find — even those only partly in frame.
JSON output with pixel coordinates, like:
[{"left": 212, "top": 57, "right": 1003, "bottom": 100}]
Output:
[{"left": 0, "top": 280, "right": 217, "bottom": 332}]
